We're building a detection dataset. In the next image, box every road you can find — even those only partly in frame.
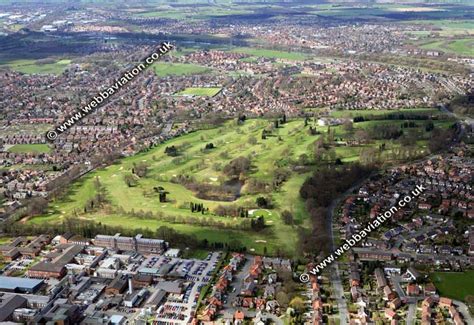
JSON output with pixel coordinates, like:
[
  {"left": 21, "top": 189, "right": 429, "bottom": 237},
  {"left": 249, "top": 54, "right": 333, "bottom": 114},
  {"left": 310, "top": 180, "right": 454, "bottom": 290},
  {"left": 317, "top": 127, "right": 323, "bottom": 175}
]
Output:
[
  {"left": 329, "top": 263, "right": 349, "bottom": 324},
  {"left": 406, "top": 302, "right": 417, "bottom": 325},
  {"left": 439, "top": 103, "right": 474, "bottom": 127},
  {"left": 321, "top": 105, "right": 470, "bottom": 325},
  {"left": 221, "top": 308, "right": 283, "bottom": 325},
  {"left": 222, "top": 255, "right": 284, "bottom": 324},
  {"left": 453, "top": 300, "right": 473, "bottom": 324},
  {"left": 390, "top": 275, "right": 406, "bottom": 299},
  {"left": 223, "top": 255, "right": 252, "bottom": 309},
  {"left": 325, "top": 177, "right": 371, "bottom": 325}
]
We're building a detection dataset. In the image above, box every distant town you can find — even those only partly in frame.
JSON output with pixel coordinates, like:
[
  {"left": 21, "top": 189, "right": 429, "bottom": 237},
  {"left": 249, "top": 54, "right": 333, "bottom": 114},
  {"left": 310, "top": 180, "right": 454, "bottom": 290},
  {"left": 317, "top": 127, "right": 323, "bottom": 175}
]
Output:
[{"left": 0, "top": 0, "right": 473, "bottom": 324}]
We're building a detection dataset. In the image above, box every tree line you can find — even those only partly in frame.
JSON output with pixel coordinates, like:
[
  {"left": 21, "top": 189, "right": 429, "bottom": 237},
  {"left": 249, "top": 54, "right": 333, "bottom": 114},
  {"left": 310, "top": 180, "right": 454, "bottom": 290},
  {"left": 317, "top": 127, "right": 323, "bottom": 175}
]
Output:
[{"left": 298, "top": 164, "right": 373, "bottom": 256}]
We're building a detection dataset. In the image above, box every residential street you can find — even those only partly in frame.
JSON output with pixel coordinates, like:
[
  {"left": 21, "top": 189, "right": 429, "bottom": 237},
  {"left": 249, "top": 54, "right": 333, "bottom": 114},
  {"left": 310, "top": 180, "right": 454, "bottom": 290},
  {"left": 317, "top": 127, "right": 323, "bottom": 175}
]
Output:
[
  {"left": 223, "top": 255, "right": 252, "bottom": 309},
  {"left": 406, "top": 302, "right": 417, "bottom": 325},
  {"left": 454, "top": 300, "right": 474, "bottom": 324},
  {"left": 329, "top": 263, "right": 349, "bottom": 325}
]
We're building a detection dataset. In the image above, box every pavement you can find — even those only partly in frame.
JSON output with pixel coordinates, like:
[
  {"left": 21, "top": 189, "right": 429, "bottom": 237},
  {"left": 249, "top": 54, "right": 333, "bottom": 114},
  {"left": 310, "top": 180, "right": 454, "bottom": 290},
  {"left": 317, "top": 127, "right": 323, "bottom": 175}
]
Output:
[
  {"left": 406, "top": 302, "right": 417, "bottom": 325},
  {"left": 329, "top": 263, "right": 349, "bottom": 325},
  {"left": 224, "top": 255, "right": 252, "bottom": 308},
  {"left": 154, "top": 252, "right": 221, "bottom": 324},
  {"left": 390, "top": 275, "right": 406, "bottom": 299},
  {"left": 222, "top": 255, "right": 284, "bottom": 324},
  {"left": 325, "top": 179, "right": 369, "bottom": 325},
  {"left": 453, "top": 300, "right": 473, "bottom": 324}
]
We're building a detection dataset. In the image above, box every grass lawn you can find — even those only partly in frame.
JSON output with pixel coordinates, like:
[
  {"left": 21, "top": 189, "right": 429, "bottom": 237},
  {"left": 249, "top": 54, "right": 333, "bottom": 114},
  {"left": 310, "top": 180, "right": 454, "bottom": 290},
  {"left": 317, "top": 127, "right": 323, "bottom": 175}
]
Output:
[
  {"left": 151, "top": 62, "right": 211, "bottom": 77},
  {"left": 405, "top": 20, "right": 474, "bottom": 36},
  {"left": 176, "top": 87, "right": 222, "bottom": 97},
  {"left": 27, "top": 115, "right": 451, "bottom": 255},
  {"left": 0, "top": 237, "right": 12, "bottom": 245},
  {"left": 421, "top": 38, "right": 474, "bottom": 57},
  {"left": 29, "top": 119, "right": 317, "bottom": 255},
  {"left": 0, "top": 59, "right": 71, "bottom": 75},
  {"left": 230, "top": 47, "right": 309, "bottom": 61},
  {"left": 7, "top": 144, "right": 52, "bottom": 154},
  {"left": 431, "top": 271, "right": 474, "bottom": 302}
]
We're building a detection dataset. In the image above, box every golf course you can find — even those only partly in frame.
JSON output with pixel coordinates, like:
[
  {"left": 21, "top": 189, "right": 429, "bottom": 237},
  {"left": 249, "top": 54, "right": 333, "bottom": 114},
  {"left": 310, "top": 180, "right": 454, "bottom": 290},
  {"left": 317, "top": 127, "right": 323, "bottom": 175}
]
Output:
[{"left": 26, "top": 112, "right": 452, "bottom": 255}]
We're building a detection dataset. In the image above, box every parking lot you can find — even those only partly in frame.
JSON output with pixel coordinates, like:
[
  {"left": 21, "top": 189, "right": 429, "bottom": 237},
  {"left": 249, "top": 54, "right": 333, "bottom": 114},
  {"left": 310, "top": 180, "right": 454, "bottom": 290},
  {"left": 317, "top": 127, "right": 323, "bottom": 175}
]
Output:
[{"left": 154, "top": 252, "right": 221, "bottom": 324}]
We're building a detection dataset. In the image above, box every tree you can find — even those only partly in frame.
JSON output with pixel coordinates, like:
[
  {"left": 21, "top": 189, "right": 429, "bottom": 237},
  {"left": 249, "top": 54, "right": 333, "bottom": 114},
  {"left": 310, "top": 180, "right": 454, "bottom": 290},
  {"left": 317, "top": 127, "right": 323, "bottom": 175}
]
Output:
[
  {"left": 354, "top": 129, "right": 370, "bottom": 144},
  {"left": 133, "top": 162, "right": 150, "bottom": 177},
  {"left": 26, "top": 197, "right": 48, "bottom": 216},
  {"left": 93, "top": 176, "right": 107, "bottom": 205},
  {"left": 205, "top": 143, "right": 215, "bottom": 150},
  {"left": 281, "top": 210, "right": 294, "bottom": 225},
  {"left": 123, "top": 173, "right": 138, "bottom": 187},
  {"left": 298, "top": 154, "right": 310, "bottom": 165},
  {"left": 251, "top": 216, "right": 265, "bottom": 231},
  {"left": 276, "top": 292, "right": 289, "bottom": 307},
  {"left": 223, "top": 156, "right": 251, "bottom": 177},
  {"left": 343, "top": 120, "right": 353, "bottom": 132},
  {"left": 248, "top": 136, "right": 257, "bottom": 145},
  {"left": 289, "top": 297, "right": 306, "bottom": 313},
  {"left": 256, "top": 196, "right": 268, "bottom": 208},
  {"left": 429, "top": 128, "right": 455, "bottom": 153},
  {"left": 164, "top": 145, "right": 179, "bottom": 157}
]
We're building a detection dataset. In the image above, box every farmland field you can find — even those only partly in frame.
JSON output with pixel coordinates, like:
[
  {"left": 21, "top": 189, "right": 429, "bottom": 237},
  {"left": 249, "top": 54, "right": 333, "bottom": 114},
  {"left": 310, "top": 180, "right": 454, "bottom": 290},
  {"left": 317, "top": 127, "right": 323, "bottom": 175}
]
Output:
[
  {"left": 27, "top": 114, "right": 451, "bottom": 255},
  {"left": 176, "top": 87, "right": 222, "bottom": 97}
]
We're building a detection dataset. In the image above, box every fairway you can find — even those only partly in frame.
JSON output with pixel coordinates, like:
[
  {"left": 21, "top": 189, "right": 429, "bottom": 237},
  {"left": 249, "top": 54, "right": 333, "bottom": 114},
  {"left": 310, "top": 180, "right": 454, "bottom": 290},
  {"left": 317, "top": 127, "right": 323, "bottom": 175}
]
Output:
[
  {"left": 431, "top": 271, "right": 474, "bottom": 302},
  {"left": 7, "top": 144, "right": 52, "bottom": 154},
  {"left": 27, "top": 115, "right": 450, "bottom": 255},
  {"left": 176, "top": 87, "right": 222, "bottom": 97},
  {"left": 151, "top": 62, "right": 211, "bottom": 77}
]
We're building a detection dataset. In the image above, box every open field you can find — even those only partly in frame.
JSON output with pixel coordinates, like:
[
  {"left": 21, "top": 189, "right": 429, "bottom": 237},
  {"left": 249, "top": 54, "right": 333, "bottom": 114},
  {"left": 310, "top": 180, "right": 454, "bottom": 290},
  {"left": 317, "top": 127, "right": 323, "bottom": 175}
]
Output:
[
  {"left": 176, "top": 87, "right": 222, "bottom": 97},
  {"left": 27, "top": 113, "right": 452, "bottom": 255},
  {"left": 151, "top": 62, "right": 211, "bottom": 77},
  {"left": 421, "top": 38, "right": 474, "bottom": 57},
  {"left": 0, "top": 59, "right": 71, "bottom": 75},
  {"left": 431, "top": 271, "right": 474, "bottom": 302},
  {"left": 6, "top": 144, "right": 52, "bottom": 154},
  {"left": 230, "top": 47, "right": 309, "bottom": 61},
  {"left": 405, "top": 20, "right": 474, "bottom": 35},
  {"left": 0, "top": 124, "right": 51, "bottom": 136}
]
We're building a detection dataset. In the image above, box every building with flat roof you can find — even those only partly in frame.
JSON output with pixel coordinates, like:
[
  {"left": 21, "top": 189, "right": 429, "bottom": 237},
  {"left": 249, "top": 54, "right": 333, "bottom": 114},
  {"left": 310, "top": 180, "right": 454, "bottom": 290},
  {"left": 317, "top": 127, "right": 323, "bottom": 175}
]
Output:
[
  {"left": 0, "top": 276, "right": 44, "bottom": 294},
  {"left": 164, "top": 248, "right": 180, "bottom": 257},
  {"left": 93, "top": 234, "right": 166, "bottom": 254}
]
